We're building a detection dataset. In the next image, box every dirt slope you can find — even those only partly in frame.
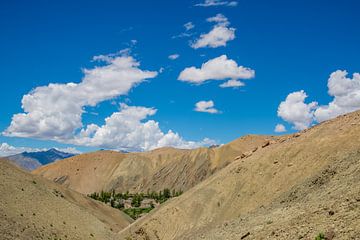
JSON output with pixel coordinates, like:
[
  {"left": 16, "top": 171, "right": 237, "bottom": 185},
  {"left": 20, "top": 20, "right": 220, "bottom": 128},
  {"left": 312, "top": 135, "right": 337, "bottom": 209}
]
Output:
[
  {"left": 0, "top": 160, "right": 133, "bottom": 240},
  {"left": 33, "top": 135, "right": 272, "bottom": 194},
  {"left": 118, "top": 111, "right": 360, "bottom": 240}
]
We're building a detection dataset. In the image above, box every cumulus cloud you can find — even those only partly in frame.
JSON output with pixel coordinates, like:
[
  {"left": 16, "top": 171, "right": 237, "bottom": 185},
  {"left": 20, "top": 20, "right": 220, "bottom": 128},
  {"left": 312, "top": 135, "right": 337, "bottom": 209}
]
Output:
[
  {"left": 4, "top": 53, "right": 158, "bottom": 140},
  {"left": 70, "top": 104, "right": 216, "bottom": 151},
  {"left": 0, "top": 143, "right": 80, "bottom": 157},
  {"left": 178, "top": 55, "right": 255, "bottom": 88},
  {"left": 0, "top": 143, "right": 39, "bottom": 157},
  {"left": 274, "top": 124, "right": 286, "bottom": 133},
  {"left": 314, "top": 70, "right": 360, "bottom": 122},
  {"left": 277, "top": 70, "right": 360, "bottom": 130},
  {"left": 191, "top": 14, "right": 235, "bottom": 49},
  {"left": 277, "top": 90, "right": 318, "bottom": 130},
  {"left": 184, "top": 22, "right": 195, "bottom": 31},
  {"left": 194, "top": 100, "right": 220, "bottom": 114},
  {"left": 4, "top": 52, "right": 215, "bottom": 151},
  {"left": 168, "top": 54, "right": 180, "bottom": 60},
  {"left": 195, "top": 0, "right": 238, "bottom": 7}
]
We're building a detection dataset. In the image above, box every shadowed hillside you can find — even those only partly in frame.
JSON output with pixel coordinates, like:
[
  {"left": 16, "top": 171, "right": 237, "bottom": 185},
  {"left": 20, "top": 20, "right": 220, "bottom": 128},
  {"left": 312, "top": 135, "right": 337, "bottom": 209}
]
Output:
[
  {"left": 0, "top": 160, "right": 133, "bottom": 240},
  {"left": 33, "top": 135, "right": 273, "bottom": 194},
  {"left": 118, "top": 111, "right": 360, "bottom": 240}
]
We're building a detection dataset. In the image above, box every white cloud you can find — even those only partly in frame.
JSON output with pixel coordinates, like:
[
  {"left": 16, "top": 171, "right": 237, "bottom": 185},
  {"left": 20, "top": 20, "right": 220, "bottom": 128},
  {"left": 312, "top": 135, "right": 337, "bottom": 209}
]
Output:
[
  {"left": 195, "top": 0, "right": 238, "bottom": 7},
  {"left": 4, "top": 52, "right": 158, "bottom": 140},
  {"left": 172, "top": 22, "right": 195, "bottom": 39},
  {"left": 191, "top": 25, "right": 234, "bottom": 49},
  {"left": 168, "top": 54, "right": 180, "bottom": 60},
  {"left": 172, "top": 32, "right": 194, "bottom": 39},
  {"left": 70, "top": 104, "right": 216, "bottom": 151},
  {"left": 314, "top": 70, "right": 360, "bottom": 122},
  {"left": 191, "top": 14, "right": 235, "bottom": 49},
  {"left": 206, "top": 13, "right": 229, "bottom": 25},
  {"left": 277, "top": 70, "right": 360, "bottom": 131},
  {"left": 54, "top": 147, "right": 82, "bottom": 154},
  {"left": 0, "top": 143, "right": 40, "bottom": 157},
  {"left": 178, "top": 55, "right": 255, "bottom": 88},
  {"left": 277, "top": 90, "right": 318, "bottom": 130},
  {"left": 274, "top": 124, "right": 286, "bottom": 133},
  {"left": 0, "top": 143, "right": 81, "bottom": 157},
  {"left": 4, "top": 52, "right": 215, "bottom": 152},
  {"left": 219, "top": 79, "right": 245, "bottom": 88},
  {"left": 194, "top": 100, "right": 220, "bottom": 114},
  {"left": 184, "top": 22, "right": 195, "bottom": 31}
]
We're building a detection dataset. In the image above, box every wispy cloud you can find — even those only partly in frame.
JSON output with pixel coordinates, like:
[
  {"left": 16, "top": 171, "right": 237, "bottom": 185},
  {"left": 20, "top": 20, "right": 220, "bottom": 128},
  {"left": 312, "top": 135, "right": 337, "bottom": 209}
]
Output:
[
  {"left": 195, "top": 0, "right": 238, "bottom": 7},
  {"left": 168, "top": 54, "right": 180, "bottom": 60}
]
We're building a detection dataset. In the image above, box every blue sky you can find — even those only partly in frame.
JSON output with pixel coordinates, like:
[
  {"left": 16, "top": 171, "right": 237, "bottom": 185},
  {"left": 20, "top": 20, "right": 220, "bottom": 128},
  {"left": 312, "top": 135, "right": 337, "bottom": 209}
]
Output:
[{"left": 1, "top": 0, "right": 359, "bottom": 154}]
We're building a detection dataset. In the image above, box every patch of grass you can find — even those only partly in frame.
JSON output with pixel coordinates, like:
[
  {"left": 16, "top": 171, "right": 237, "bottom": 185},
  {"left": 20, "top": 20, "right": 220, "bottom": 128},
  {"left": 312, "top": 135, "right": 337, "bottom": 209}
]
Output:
[
  {"left": 315, "top": 232, "right": 325, "bottom": 240},
  {"left": 123, "top": 207, "right": 154, "bottom": 220}
]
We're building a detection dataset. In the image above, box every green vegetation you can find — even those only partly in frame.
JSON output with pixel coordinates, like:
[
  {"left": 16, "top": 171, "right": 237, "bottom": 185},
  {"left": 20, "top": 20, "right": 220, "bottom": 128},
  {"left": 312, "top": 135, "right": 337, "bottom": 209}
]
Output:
[
  {"left": 88, "top": 188, "right": 183, "bottom": 219},
  {"left": 315, "top": 233, "right": 325, "bottom": 240},
  {"left": 123, "top": 207, "right": 153, "bottom": 219}
]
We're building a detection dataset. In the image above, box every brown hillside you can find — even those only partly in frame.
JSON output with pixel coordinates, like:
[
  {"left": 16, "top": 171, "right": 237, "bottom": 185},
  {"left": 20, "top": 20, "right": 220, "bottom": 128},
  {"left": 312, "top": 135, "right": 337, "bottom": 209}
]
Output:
[
  {"left": 118, "top": 111, "right": 360, "bottom": 240},
  {"left": 33, "top": 135, "right": 273, "bottom": 194},
  {"left": 0, "top": 160, "right": 133, "bottom": 240}
]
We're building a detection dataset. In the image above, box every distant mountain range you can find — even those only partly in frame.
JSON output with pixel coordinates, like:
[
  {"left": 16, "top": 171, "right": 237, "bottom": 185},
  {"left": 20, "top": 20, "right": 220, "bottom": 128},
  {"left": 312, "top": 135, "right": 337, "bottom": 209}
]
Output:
[{"left": 5, "top": 148, "right": 75, "bottom": 171}]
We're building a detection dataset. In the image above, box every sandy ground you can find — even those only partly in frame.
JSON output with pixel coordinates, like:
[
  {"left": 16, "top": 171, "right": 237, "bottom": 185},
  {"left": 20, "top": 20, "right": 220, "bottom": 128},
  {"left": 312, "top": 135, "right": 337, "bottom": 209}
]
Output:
[
  {"left": 0, "top": 160, "right": 133, "bottom": 240},
  {"left": 118, "top": 110, "right": 360, "bottom": 240}
]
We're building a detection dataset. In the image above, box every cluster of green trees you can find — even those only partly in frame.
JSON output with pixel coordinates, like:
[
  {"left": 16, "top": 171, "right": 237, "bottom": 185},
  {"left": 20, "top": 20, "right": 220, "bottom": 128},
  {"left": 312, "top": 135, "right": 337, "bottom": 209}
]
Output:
[
  {"left": 88, "top": 188, "right": 183, "bottom": 205},
  {"left": 88, "top": 188, "right": 183, "bottom": 219},
  {"left": 145, "top": 188, "right": 183, "bottom": 204}
]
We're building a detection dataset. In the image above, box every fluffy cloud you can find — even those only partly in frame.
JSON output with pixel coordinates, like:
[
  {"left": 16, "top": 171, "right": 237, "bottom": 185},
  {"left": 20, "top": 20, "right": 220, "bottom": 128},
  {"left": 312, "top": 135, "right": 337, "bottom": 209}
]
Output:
[
  {"left": 184, "top": 22, "right": 195, "bottom": 31},
  {"left": 4, "top": 52, "right": 215, "bottom": 151},
  {"left": 70, "top": 104, "right": 216, "bottom": 151},
  {"left": 4, "top": 53, "right": 158, "bottom": 140},
  {"left": 168, "top": 54, "right": 180, "bottom": 60},
  {"left": 195, "top": 0, "right": 238, "bottom": 7},
  {"left": 194, "top": 100, "right": 220, "bottom": 114},
  {"left": 314, "top": 70, "right": 360, "bottom": 122},
  {"left": 0, "top": 143, "right": 80, "bottom": 157},
  {"left": 277, "top": 70, "right": 360, "bottom": 130},
  {"left": 191, "top": 14, "right": 235, "bottom": 49},
  {"left": 277, "top": 90, "right": 318, "bottom": 130},
  {"left": 274, "top": 124, "right": 286, "bottom": 133},
  {"left": 178, "top": 55, "right": 255, "bottom": 88},
  {"left": 0, "top": 143, "right": 39, "bottom": 157}
]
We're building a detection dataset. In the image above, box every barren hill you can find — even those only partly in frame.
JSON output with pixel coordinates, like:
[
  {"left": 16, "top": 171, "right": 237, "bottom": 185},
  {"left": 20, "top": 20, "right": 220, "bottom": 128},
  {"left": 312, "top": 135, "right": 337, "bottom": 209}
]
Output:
[
  {"left": 33, "top": 135, "right": 272, "bottom": 194},
  {"left": 118, "top": 111, "right": 360, "bottom": 240},
  {"left": 0, "top": 160, "right": 133, "bottom": 240}
]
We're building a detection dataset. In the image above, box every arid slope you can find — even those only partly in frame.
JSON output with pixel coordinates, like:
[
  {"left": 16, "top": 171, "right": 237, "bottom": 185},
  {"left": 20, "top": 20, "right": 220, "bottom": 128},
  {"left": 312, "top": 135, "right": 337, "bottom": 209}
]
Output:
[
  {"left": 33, "top": 135, "right": 272, "bottom": 194},
  {"left": 0, "top": 160, "right": 133, "bottom": 240},
  {"left": 118, "top": 111, "right": 360, "bottom": 240}
]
